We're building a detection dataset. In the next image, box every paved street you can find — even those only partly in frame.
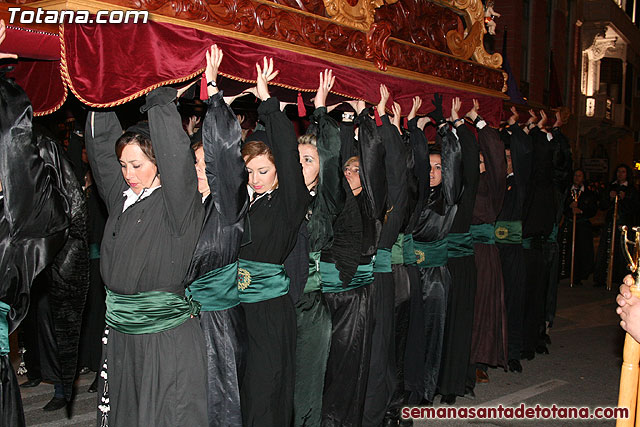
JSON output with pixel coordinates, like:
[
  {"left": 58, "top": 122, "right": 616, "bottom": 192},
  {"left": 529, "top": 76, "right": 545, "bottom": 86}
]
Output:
[{"left": 16, "top": 277, "right": 624, "bottom": 426}]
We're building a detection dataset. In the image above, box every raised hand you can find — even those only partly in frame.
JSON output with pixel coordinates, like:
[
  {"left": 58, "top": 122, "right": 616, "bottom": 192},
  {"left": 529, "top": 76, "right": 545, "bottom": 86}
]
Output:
[
  {"left": 0, "top": 20, "right": 17, "bottom": 60},
  {"left": 553, "top": 110, "right": 563, "bottom": 128},
  {"left": 417, "top": 117, "right": 430, "bottom": 130},
  {"left": 538, "top": 110, "right": 547, "bottom": 129},
  {"left": 408, "top": 96, "right": 422, "bottom": 122},
  {"left": 391, "top": 102, "right": 402, "bottom": 133},
  {"left": 205, "top": 44, "right": 223, "bottom": 97},
  {"left": 186, "top": 115, "right": 201, "bottom": 136},
  {"left": 465, "top": 98, "right": 479, "bottom": 122},
  {"left": 508, "top": 106, "right": 519, "bottom": 126},
  {"left": 450, "top": 97, "right": 461, "bottom": 122},
  {"left": 314, "top": 69, "right": 335, "bottom": 109},
  {"left": 426, "top": 93, "right": 444, "bottom": 125},
  {"left": 526, "top": 109, "right": 537, "bottom": 125},
  {"left": 377, "top": 84, "right": 390, "bottom": 117},
  {"left": 255, "top": 57, "right": 279, "bottom": 101}
]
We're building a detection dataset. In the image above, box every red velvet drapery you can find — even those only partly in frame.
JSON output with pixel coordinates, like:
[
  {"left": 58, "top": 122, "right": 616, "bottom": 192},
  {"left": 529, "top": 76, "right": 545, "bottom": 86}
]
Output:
[
  {"left": 9, "top": 19, "right": 504, "bottom": 124},
  {"left": 62, "top": 20, "right": 504, "bottom": 125}
]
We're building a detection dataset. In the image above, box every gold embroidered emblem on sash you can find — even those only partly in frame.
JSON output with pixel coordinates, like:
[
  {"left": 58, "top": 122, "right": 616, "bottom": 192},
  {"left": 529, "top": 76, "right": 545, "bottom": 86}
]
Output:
[
  {"left": 414, "top": 249, "right": 425, "bottom": 265},
  {"left": 237, "top": 268, "right": 251, "bottom": 290},
  {"left": 495, "top": 226, "right": 509, "bottom": 240}
]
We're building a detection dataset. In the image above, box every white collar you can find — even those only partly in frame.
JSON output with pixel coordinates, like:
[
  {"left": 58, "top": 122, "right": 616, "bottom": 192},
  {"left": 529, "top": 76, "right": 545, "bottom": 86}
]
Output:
[
  {"left": 507, "top": 172, "right": 514, "bottom": 178},
  {"left": 571, "top": 184, "right": 584, "bottom": 192},
  {"left": 616, "top": 180, "right": 629, "bottom": 186},
  {"left": 122, "top": 185, "right": 161, "bottom": 212}
]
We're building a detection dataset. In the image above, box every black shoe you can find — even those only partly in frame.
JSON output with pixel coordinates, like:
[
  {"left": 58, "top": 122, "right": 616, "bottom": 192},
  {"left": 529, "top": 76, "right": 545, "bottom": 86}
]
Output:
[
  {"left": 398, "top": 419, "right": 413, "bottom": 426},
  {"left": 573, "top": 280, "right": 583, "bottom": 286},
  {"left": 43, "top": 397, "right": 67, "bottom": 411},
  {"left": 88, "top": 377, "right": 98, "bottom": 393},
  {"left": 464, "top": 387, "right": 475, "bottom": 400},
  {"left": 508, "top": 359, "right": 523, "bottom": 373},
  {"left": 536, "top": 344, "right": 549, "bottom": 354},
  {"left": 440, "top": 394, "right": 456, "bottom": 405},
  {"left": 20, "top": 378, "right": 42, "bottom": 388},
  {"left": 78, "top": 367, "right": 91, "bottom": 375}
]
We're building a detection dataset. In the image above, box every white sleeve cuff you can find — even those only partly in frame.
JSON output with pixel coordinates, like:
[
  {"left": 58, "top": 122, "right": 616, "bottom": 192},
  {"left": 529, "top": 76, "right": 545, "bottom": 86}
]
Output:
[{"left": 476, "top": 119, "right": 487, "bottom": 129}]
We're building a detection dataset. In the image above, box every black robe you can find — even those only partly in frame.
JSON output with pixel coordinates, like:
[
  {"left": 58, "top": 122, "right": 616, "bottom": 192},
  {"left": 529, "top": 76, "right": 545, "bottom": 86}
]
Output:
[
  {"left": 237, "top": 96, "right": 311, "bottom": 427},
  {"left": 438, "top": 120, "right": 479, "bottom": 397},
  {"left": 522, "top": 128, "right": 556, "bottom": 358},
  {"left": 558, "top": 186, "right": 598, "bottom": 282},
  {"left": 0, "top": 77, "right": 71, "bottom": 427},
  {"left": 86, "top": 87, "right": 207, "bottom": 427},
  {"left": 406, "top": 121, "right": 462, "bottom": 403},
  {"left": 363, "top": 115, "right": 408, "bottom": 426},
  {"left": 183, "top": 91, "right": 249, "bottom": 427},
  {"left": 321, "top": 111, "right": 387, "bottom": 427},
  {"left": 470, "top": 122, "right": 506, "bottom": 369},
  {"left": 497, "top": 123, "right": 532, "bottom": 362}
]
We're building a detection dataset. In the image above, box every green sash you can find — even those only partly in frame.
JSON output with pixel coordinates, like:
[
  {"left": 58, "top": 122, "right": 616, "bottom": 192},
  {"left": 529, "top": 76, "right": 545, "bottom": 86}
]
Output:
[
  {"left": 548, "top": 224, "right": 558, "bottom": 242},
  {"left": 494, "top": 220, "right": 522, "bottom": 244},
  {"left": 522, "top": 237, "right": 532, "bottom": 249},
  {"left": 373, "top": 248, "right": 392, "bottom": 273},
  {"left": 470, "top": 223, "right": 496, "bottom": 245},
  {"left": 237, "top": 259, "right": 290, "bottom": 303},
  {"left": 391, "top": 233, "right": 404, "bottom": 265},
  {"left": 0, "top": 301, "right": 9, "bottom": 356},
  {"left": 304, "top": 251, "right": 322, "bottom": 294},
  {"left": 403, "top": 234, "right": 417, "bottom": 265},
  {"left": 320, "top": 260, "right": 374, "bottom": 293},
  {"left": 89, "top": 243, "right": 100, "bottom": 260},
  {"left": 105, "top": 289, "right": 201, "bottom": 335},
  {"left": 414, "top": 238, "right": 448, "bottom": 268},
  {"left": 186, "top": 262, "right": 239, "bottom": 311},
  {"left": 447, "top": 232, "right": 474, "bottom": 258}
]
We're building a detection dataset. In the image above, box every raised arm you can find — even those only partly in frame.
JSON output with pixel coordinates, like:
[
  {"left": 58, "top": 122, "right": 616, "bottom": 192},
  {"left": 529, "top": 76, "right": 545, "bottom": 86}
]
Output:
[
  {"left": 506, "top": 108, "right": 533, "bottom": 198},
  {"left": 142, "top": 86, "right": 201, "bottom": 235},
  {"left": 255, "top": 58, "right": 310, "bottom": 224},
  {"left": 474, "top": 101, "right": 506, "bottom": 212},
  {"left": 85, "top": 110, "right": 127, "bottom": 214},
  {"left": 202, "top": 45, "right": 248, "bottom": 225},
  {"left": 357, "top": 91, "right": 387, "bottom": 220},
  {"left": 312, "top": 70, "right": 345, "bottom": 219},
  {"left": 407, "top": 98, "right": 430, "bottom": 212},
  {"left": 440, "top": 96, "right": 464, "bottom": 205}
]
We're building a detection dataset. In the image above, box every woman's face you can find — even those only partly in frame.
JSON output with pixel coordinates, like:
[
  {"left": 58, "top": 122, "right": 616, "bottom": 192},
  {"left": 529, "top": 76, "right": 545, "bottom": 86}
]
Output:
[
  {"left": 343, "top": 160, "right": 361, "bottom": 193},
  {"left": 299, "top": 144, "right": 320, "bottom": 189},
  {"left": 429, "top": 154, "right": 442, "bottom": 187},
  {"left": 617, "top": 167, "right": 628, "bottom": 183},
  {"left": 119, "top": 144, "right": 159, "bottom": 195},
  {"left": 194, "top": 147, "right": 210, "bottom": 198},
  {"left": 245, "top": 154, "right": 277, "bottom": 195}
]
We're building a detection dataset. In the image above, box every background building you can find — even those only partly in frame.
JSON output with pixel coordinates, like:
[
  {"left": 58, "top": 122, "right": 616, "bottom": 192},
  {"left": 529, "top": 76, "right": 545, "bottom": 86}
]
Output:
[{"left": 495, "top": 0, "right": 640, "bottom": 183}]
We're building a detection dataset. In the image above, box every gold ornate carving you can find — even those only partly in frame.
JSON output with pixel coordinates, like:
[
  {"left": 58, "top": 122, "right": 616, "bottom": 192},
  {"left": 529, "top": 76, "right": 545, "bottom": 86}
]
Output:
[
  {"left": 440, "top": 0, "right": 502, "bottom": 68},
  {"left": 446, "top": 20, "right": 481, "bottom": 60},
  {"left": 323, "top": 0, "right": 397, "bottom": 31}
]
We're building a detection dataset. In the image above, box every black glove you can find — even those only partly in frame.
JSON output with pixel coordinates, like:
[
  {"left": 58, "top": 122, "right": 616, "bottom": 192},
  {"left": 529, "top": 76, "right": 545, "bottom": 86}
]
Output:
[{"left": 426, "top": 93, "right": 445, "bottom": 126}]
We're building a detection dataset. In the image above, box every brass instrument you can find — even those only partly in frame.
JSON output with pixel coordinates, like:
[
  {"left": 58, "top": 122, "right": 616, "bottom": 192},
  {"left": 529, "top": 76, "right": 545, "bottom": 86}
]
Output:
[
  {"left": 607, "top": 194, "right": 620, "bottom": 291},
  {"left": 569, "top": 188, "right": 580, "bottom": 288},
  {"left": 616, "top": 226, "right": 640, "bottom": 426}
]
